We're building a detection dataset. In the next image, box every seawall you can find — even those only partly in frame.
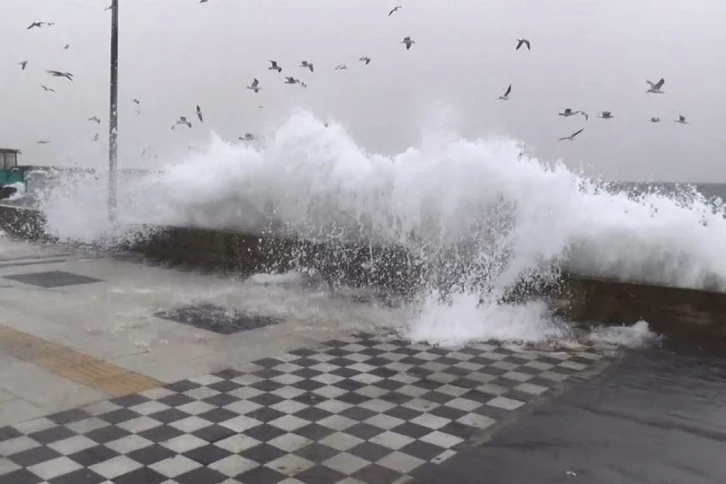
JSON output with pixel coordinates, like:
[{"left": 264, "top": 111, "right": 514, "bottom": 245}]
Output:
[{"left": 2, "top": 204, "right": 725, "bottom": 338}]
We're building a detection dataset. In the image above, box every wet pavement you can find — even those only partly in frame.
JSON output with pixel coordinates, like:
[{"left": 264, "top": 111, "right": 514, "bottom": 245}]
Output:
[
  {"left": 1, "top": 238, "right": 725, "bottom": 483},
  {"left": 411, "top": 336, "right": 726, "bottom": 484}
]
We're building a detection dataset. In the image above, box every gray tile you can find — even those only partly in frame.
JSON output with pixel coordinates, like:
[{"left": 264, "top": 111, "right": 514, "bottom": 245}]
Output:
[{"left": 3, "top": 271, "right": 101, "bottom": 288}]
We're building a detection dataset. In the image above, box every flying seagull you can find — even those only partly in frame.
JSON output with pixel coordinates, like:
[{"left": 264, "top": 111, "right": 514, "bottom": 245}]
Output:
[
  {"left": 268, "top": 60, "right": 282, "bottom": 73},
  {"left": 646, "top": 78, "right": 665, "bottom": 94},
  {"left": 401, "top": 36, "right": 415, "bottom": 50},
  {"left": 18, "top": 61, "right": 28, "bottom": 70},
  {"left": 497, "top": 84, "right": 512, "bottom": 101},
  {"left": 299, "top": 61, "right": 314, "bottom": 72},
  {"left": 200, "top": 0, "right": 208, "bottom": 3},
  {"left": 93, "top": 133, "right": 100, "bottom": 142},
  {"left": 598, "top": 111, "right": 614, "bottom": 119},
  {"left": 239, "top": 133, "right": 256, "bottom": 141},
  {"left": 63, "top": 43, "right": 70, "bottom": 50},
  {"left": 675, "top": 114, "right": 688, "bottom": 124},
  {"left": 284, "top": 76, "right": 299, "bottom": 85},
  {"left": 359, "top": 56, "right": 371, "bottom": 65},
  {"left": 559, "top": 108, "right": 589, "bottom": 120},
  {"left": 388, "top": 5, "right": 403, "bottom": 16},
  {"left": 247, "top": 78, "right": 261, "bottom": 92},
  {"left": 88, "top": 116, "right": 101, "bottom": 124},
  {"left": 516, "top": 38, "right": 531, "bottom": 50},
  {"left": 36, "top": 140, "right": 51, "bottom": 144},
  {"left": 335, "top": 64, "right": 348, "bottom": 71},
  {"left": 196, "top": 105, "right": 203, "bottom": 123},
  {"left": 132, "top": 98, "right": 140, "bottom": 105},
  {"left": 649, "top": 117, "right": 660, "bottom": 123},
  {"left": 171, "top": 116, "right": 192, "bottom": 129},
  {"left": 558, "top": 127, "right": 585, "bottom": 141},
  {"left": 46, "top": 70, "right": 73, "bottom": 81},
  {"left": 27, "top": 21, "right": 54, "bottom": 30},
  {"left": 40, "top": 85, "right": 55, "bottom": 93}
]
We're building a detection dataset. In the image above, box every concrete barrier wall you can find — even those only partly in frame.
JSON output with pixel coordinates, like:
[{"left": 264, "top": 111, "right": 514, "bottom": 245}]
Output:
[{"left": 2, "top": 204, "right": 726, "bottom": 338}]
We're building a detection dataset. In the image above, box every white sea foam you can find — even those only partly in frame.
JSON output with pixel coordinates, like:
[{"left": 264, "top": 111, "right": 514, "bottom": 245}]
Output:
[
  {"left": 35, "top": 109, "right": 726, "bottom": 345},
  {"left": 586, "top": 320, "right": 660, "bottom": 348}
]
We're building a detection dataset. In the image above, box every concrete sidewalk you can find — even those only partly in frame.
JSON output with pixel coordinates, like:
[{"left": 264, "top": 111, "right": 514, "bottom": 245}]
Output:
[{"left": 0, "top": 238, "right": 618, "bottom": 484}]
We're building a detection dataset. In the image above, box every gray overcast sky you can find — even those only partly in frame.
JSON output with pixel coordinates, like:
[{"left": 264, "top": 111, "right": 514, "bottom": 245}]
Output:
[{"left": 1, "top": 0, "right": 725, "bottom": 182}]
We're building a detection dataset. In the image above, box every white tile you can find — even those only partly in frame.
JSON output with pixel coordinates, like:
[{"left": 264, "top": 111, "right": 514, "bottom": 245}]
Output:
[
  {"left": 313, "top": 385, "right": 346, "bottom": 399},
  {"left": 0, "top": 457, "right": 20, "bottom": 476},
  {"left": 189, "top": 374, "right": 223, "bottom": 386},
  {"left": 401, "top": 398, "right": 438, "bottom": 413},
  {"left": 228, "top": 386, "right": 263, "bottom": 400},
  {"left": 355, "top": 385, "right": 388, "bottom": 399},
  {"left": 48, "top": 435, "right": 97, "bottom": 455},
  {"left": 128, "top": 401, "right": 170, "bottom": 416},
  {"left": 267, "top": 454, "right": 315, "bottom": 476},
  {"left": 231, "top": 374, "right": 263, "bottom": 386},
  {"left": 315, "top": 399, "right": 351, "bottom": 414},
  {"left": 524, "top": 360, "right": 554, "bottom": 371},
  {"left": 420, "top": 431, "right": 463, "bottom": 449},
  {"left": 348, "top": 363, "right": 376, "bottom": 373},
  {"left": 271, "top": 374, "right": 304, "bottom": 385},
  {"left": 457, "top": 413, "right": 496, "bottom": 430},
  {"left": 183, "top": 387, "right": 219, "bottom": 400},
  {"left": 486, "top": 396, "right": 524, "bottom": 411},
  {"left": 271, "top": 363, "right": 304, "bottom": 374},
  {"left": 270, "top": 415, "right": 309, "bottom": 432},
  {"left": 318, "top": 432, "right": 364, "bottom": 451},
  {"left": 169, "top": 416, "right": 212, "bottom": 433},
  {"left": 271, "top": 386, "right": 306, "bottom": 399},
  {"left": 311, "top": 373, "right": 344, "bottom": 385},
  {"left": 150, "top": 455, "right": 201, "bottom": 478},
  {"left": 0, "top": 436, "right": 40, "bottom": 456},
  {"left": 161, "top": 434, "right": 208, "bottom": 453},
  {"left": 475, "top": 383, "right": 508, "bottom": 396},
  {"left": 317, "top": 415, "right": 356, "bottom": 431},
  {"left": 364, "top": 414, "right": 405, "bottom": 430},
  {"left": 514, "top": 382, "right": 548, "bottom": 395},
  {"left": 66, "top": 417, "right": 109, "bottom": 434},
  {"left": 350, "top": 373, "right": 383, "bottom": 385},
  {"left": 138, "top": 387, "right": 176, "bottom": 400},
  {"left": 323, "top": 452, "right": 370, "bottom": 475},
  {"left": 310, "top": 363, "right": 338, "bottom": 373},
  {"left": 378, "top": 451, "right": 425, "bottom": 474},
  {"left": 106, "top": 435, "right": 153, "bottom": 454},
  {"left": 117, "top": 416, "right": 161, "bottom": 433},
  {"left": 29, "top": 456, "right": 82, "bottom": 480},
  {"left": 432, "top": 449, "right": 457, "bottom": 464},
  {"left": 223, "top": 400, "right": 262, "bottom": 416},
  {"left": 435, "top": 385, "right": 469, "bottom": 397},
  {"left": 270, "top": 400, "right": 307, "bottom": 415},
  {"left": 501, "top": 371, "right": 532, "bottom": 383},
  {"left": 540, "top": 371, "right": 569, "bottom": 382},
  {"left": 558, "top": 360, "right": 587, "bottom": 371},
  {"left": 209, "top": 454, "right": 258, "bottom": 477},
  {"left": 83, "top": 401, "right": 122, "bottom": 416},
  {"left": 13, "top": 417, "right": 55, "bottom": 434},
  {"left": 215, "top": 434, "right": 261, "bottom": 453},
  {"left": 410, "top": 414, "right": 450, "bottom": 430},
  {"left": 268, "top": 433, "right": 311, "bottom": 453},
  {"left": 220, "top": 415, "right": 262, "bottom": 433},
  {"left": 358, "top": 399, "right": 396, "bottom": 414},
  {"left": 369, "top": 431, "right": 415, "bottom": 450},
  {"left": 176, "top": 400, "right": 216, "bottom": 415}
]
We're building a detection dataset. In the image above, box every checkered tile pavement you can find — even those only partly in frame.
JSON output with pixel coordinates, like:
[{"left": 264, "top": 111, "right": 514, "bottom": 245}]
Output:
[{"left": 0, "top": 332, "right": 609, "bottom": 484}]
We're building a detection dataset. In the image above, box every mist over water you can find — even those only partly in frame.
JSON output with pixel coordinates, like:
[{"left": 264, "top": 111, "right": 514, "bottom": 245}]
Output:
[{"left": 33, "top": 110, "right": 726, "bottom": 346}]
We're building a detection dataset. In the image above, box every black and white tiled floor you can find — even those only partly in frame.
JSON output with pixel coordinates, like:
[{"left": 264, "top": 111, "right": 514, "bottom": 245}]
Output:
[{"left": 0, "top": 332, "right": 610, "bottom": 484}]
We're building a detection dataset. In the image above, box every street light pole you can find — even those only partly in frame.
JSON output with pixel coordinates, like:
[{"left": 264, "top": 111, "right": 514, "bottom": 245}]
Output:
[{"left": 108, "top": 0, "right": 119, "bottom": 222}]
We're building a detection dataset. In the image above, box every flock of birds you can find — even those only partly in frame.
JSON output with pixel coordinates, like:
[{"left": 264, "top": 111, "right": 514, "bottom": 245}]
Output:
[{"left": 17, "top": 2, "right": 691, "bottom": 154}]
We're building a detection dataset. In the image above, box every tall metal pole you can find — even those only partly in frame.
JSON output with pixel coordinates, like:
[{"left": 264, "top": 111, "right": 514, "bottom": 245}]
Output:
[{"left": 108, "top": 0, "right": 119, "bottom": 222}]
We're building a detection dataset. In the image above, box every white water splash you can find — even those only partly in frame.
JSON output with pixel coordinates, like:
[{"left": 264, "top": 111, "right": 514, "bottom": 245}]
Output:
[{"left": 35, "top": 110, "right": 726, "bottom": 345}]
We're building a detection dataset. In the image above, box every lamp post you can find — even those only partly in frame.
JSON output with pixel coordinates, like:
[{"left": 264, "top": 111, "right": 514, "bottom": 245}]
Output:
[{"left": 108, "top": 0, "right": 119, "bottom": 222}]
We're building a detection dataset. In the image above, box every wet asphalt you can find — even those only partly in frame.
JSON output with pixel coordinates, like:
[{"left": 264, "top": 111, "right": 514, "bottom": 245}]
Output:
[{"left": 411, "top": 334, "right": 726, "bottom": 484}]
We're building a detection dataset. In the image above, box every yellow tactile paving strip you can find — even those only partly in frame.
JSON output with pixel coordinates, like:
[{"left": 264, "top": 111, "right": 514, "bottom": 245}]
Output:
[{"left": 0, "top": 325, "right": 162, "bottom": 397}]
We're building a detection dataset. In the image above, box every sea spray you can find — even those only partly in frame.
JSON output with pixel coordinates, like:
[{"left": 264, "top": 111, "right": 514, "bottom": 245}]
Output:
[{"left": 39, "top": 109, "right": 726, "bottom": 300}]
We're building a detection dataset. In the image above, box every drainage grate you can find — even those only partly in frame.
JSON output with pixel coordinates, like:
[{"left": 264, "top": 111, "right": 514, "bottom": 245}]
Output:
[
  {"left": 3, "top": 270, "right": 102, "bottom": 288},
  {"left": 154, "top": 304, "right": 282, "bottom": 335}
]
